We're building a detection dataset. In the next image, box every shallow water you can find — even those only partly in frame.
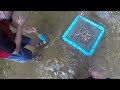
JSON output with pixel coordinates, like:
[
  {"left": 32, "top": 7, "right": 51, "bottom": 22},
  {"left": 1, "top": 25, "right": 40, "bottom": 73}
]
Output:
[{"left": 0, "top": 11, "right": 120, "bottom": 79}]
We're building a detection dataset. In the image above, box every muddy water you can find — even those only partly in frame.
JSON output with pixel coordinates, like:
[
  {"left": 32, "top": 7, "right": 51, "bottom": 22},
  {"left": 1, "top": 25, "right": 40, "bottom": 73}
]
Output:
[{"left": 0, "top": 11, "right": 120, "bottom": 79}]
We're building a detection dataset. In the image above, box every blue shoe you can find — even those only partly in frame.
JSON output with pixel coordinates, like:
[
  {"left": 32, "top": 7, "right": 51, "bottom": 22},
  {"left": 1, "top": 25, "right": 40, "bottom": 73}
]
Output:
[{"left": 38, "top": 34, "right": 47, "bottom": 44}]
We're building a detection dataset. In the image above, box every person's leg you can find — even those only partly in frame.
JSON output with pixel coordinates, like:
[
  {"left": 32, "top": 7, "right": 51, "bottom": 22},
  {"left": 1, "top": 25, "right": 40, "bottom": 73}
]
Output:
[
  {"left": 28, "top": 39, "right": 43, "bottom": 48},
  {"left": 22, "top": 36, "right": 43, "bottom": 61},
  {"left": 12, "top": 33, "right": 42, "bottom": 62}
]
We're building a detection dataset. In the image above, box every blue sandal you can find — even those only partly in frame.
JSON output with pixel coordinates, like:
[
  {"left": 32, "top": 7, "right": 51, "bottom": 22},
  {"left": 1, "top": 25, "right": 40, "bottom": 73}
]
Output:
[{"left": 38, "top": 34, "right": 47, "bottom": 44}]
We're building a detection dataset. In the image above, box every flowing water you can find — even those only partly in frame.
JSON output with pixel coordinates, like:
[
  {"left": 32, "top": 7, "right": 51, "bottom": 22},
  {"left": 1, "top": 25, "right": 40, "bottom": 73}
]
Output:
[{"left": 0, "top": 11, "right": 120, "bottom": 79}]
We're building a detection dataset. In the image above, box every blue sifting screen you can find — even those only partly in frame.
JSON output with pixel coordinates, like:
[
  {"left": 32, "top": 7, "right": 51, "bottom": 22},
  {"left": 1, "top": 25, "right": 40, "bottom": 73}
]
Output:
[{"left": 62, "top": 15, "right": 105, "bottom": 56}]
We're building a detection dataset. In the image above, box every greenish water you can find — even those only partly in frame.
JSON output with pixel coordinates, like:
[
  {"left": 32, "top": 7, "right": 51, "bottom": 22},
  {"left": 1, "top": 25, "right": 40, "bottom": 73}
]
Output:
[{"left": 0, "top": 11, "right": 120, "bottom": 79}]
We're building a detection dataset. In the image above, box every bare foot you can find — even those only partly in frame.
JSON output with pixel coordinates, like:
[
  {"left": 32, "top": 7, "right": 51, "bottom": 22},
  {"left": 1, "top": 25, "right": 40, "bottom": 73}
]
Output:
[
  {"left": 89, "top": 68, "right": 105, "bottom": 79},
  {"left": 32, "top": 53, "right": 42, "bottom": 62},
  {"left": 36, "top": 42, "right": 43, "bottom": 48}
]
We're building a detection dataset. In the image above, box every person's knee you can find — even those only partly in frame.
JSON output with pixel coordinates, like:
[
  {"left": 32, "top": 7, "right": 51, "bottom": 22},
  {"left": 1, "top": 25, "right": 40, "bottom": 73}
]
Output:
[
  {"left": 19, "top": 47, "right": 33, "bottom": 62},
  {"left": 4, "top": 11, "right": 13, "bottom": 19},
  {"left": 0, "top": 11, "right": 14, "bottom": 21}
]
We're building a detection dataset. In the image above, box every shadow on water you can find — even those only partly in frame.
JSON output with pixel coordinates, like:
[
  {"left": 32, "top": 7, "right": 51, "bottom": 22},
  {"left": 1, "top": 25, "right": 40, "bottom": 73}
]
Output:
[{"left": 0, "top": 11, "right": 120, "bottom": 79}]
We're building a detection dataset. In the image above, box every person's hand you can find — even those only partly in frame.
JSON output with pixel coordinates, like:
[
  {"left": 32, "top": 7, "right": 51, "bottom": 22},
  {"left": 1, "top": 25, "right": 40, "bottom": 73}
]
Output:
[{"left": 16, "top": 16, "right": 25, "bottom": 27}]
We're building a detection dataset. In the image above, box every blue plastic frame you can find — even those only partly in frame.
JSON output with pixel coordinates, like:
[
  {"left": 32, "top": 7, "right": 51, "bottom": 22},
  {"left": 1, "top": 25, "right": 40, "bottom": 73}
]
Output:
[{"left": 62, "top": 15, "right": 105, "bottom": 56}]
